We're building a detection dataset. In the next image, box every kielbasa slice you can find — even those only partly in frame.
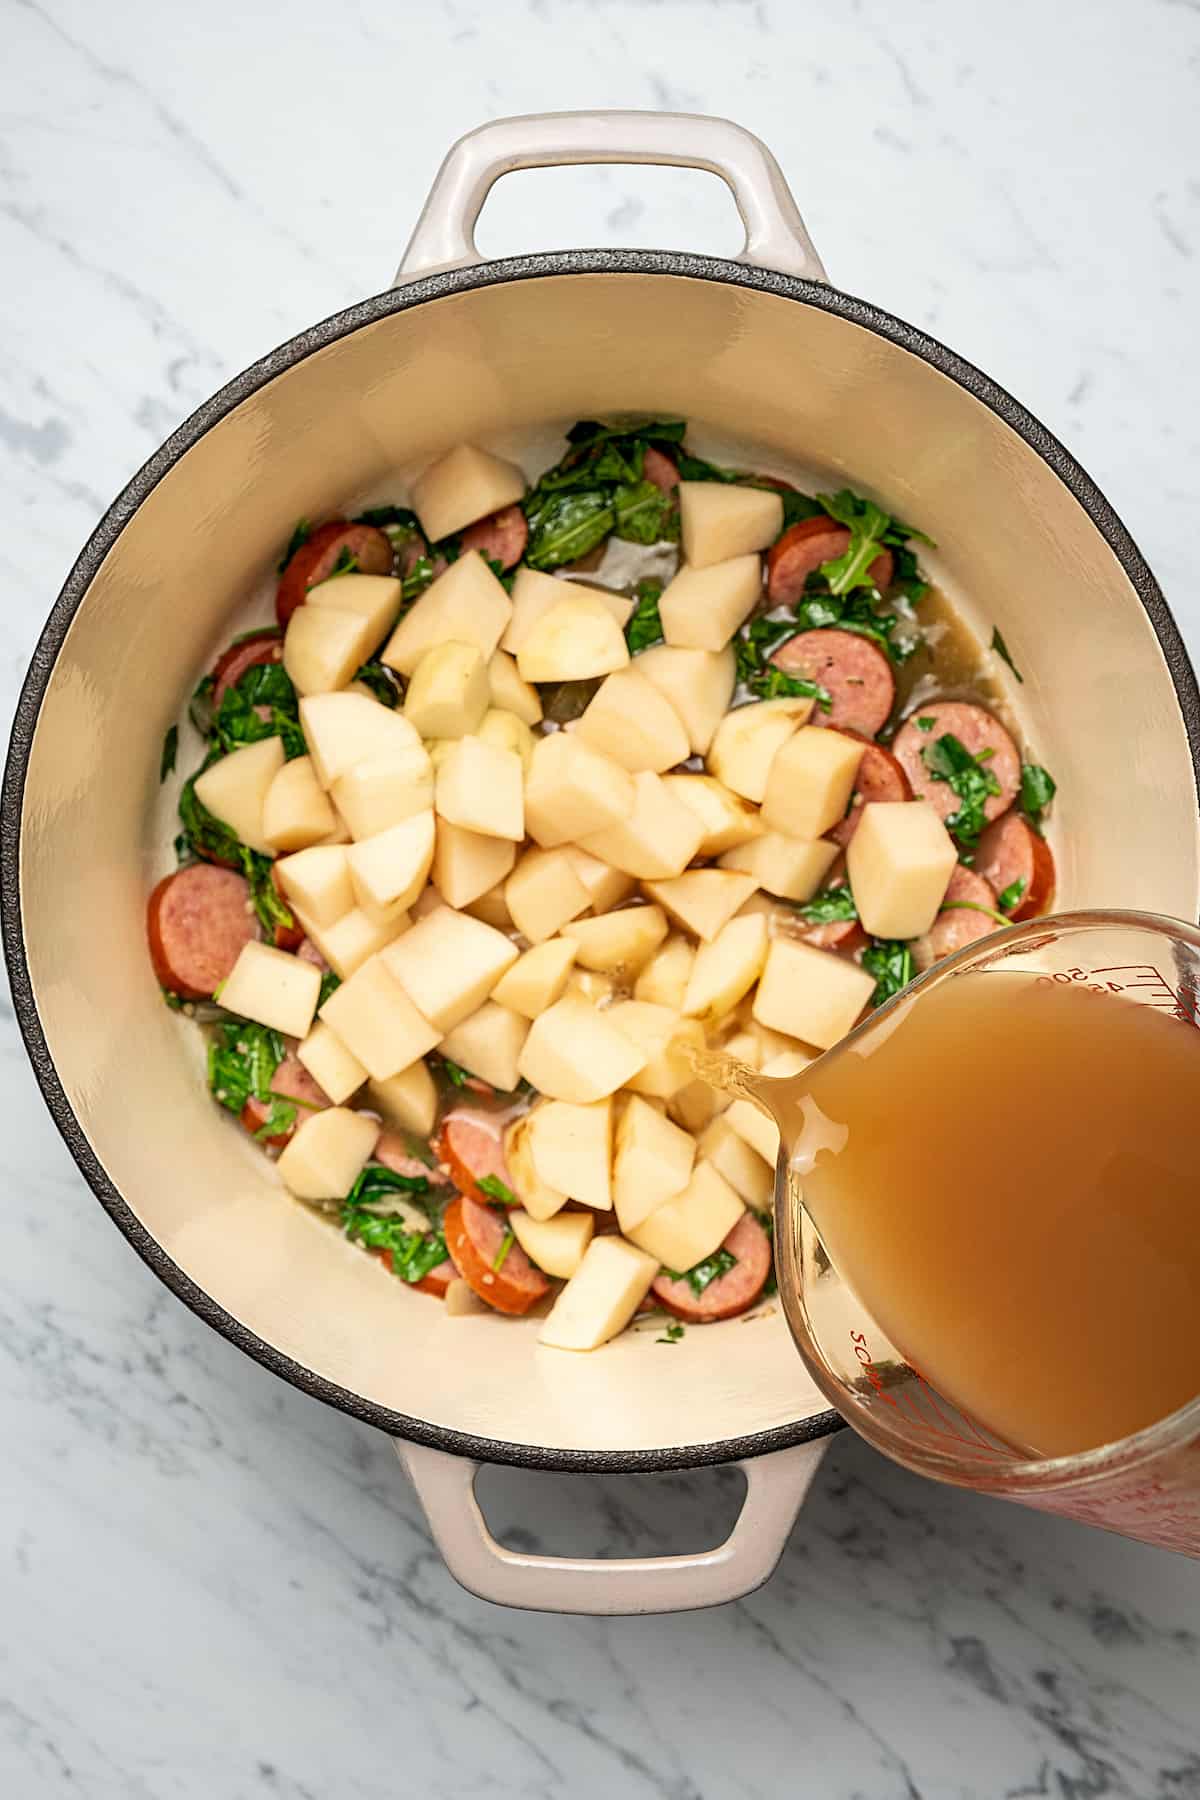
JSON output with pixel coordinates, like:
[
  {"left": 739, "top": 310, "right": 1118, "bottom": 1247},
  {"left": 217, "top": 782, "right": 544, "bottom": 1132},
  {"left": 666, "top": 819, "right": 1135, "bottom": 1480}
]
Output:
[
  {"left": 642, "top": 447, "right": 680, "bottom": 494},
  {"left": 240, "top": 1052, "right": 329, "bottom": 1148},
  {"left": 911, "top": 866, "right": 1000, "bottom": 973},
  {"left": 765, "top": 516, "right": 894, "bottom": 606},
  {"left": 374, "top": 1128, "right": 449, "bottom": 1185},
  {"left": 892, "top": 701, "right": 1021, "bottom": 827},
  {"left": 974, "top": 813, "right": 1056, "bottom": 921},
  {"left": 829, "top": 731, "right": 912, "bottom": 846},
  {"left": 459, "top": 504, "right": 529, "bottom": 571},
  {"left": 275, "top": 520, "right": 393, "bottom": 626},
  {"left": 211, "top": 631, "right": 283, "bottom": 706},
  {"left": 443, "top": 1196, "right": 550, "bottom": 1316},
  {"left": 148, "top": 864, "right": 257, "bottom": 999},
  {"left": 771, "top": 628, "right": 895, "bottom": 737},
  {"left": 651, "top": 1212, "right": 772, "bottom": 1323},
  {"left": 437, "top": 1109, "right": 514, "bottom": 1206}
]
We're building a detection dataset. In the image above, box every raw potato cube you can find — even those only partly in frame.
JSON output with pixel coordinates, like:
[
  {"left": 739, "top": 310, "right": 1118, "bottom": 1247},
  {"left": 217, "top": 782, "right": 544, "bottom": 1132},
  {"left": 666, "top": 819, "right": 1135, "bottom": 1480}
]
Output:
[
  {"left": 575, "top": 668, "right": 690, "bottom": 774},
  {"left": 275, "top": 844, "right": 355, "bottom": 928},
  {"left": 382, "top": 553, "right": 512, "bottom": 677},
  {"left": 369, "top": 1059, "right": 437, "bottom": 1136},
  {"left": 505, "top": 1113, "right": 568, "bottom": 1221},
  {"left": 723, "top": 1096, "right": 780, "bottom": 1168},
  {"left": 509, "top": 1209, "right": 594, "bottom": 1279},
  {"left": 644, "top": 869, "right": 758, "bottom": 943},
  {"left": 435, "top": 736, "right": 524, "bottom": 841},
  {"left": 320, "top": 954, "right": 441, "bottom": 1079},
  {"left": 296, "top": 903, "right": 409, "bottom": 980},
  {"left": 845, "top": 799, "right": 959, "bottom": 939},
  {"left": 276, "top": 1107, "right": 380, "bottom": 1201},
  {"left": 659, "top": 555, "right": 763, "bottom": 652},
  {"left": 476, "top": 708, "right": 535, "bottom": 772},
  {"left": 354, "top": 890, "right": 413, "bottom": 932},
  {"left": 300, "top": 692, "right": 426, "bottom": 788},
  {"left": 678, "top": 482, "right": 784, "bottom": 568},
  {"left": 463, "top": 880, "right": 513, "bottom": 929},
  {"left": 219, "top": 941, "right": 321, "bottom": 1038},
  {"left": 261, "top": 755, "right": 337, "bottom": 854},
  {"left": 517, "top": 994, "right": 648, "bottom": 1102},
  {"left": 634, "top": 935, "right": 695, "bottom": 1010},
  {"left": 561, "top": 904, "right": 668, "bottom": 973},
  {"left": 283, "top": 604, "right": 374, "bottom": 697},
  {"left": 347, "top": 810, "right": 436, "bottom": 913},
  {"left": 432, "top": 820, "right": 516, "bottom": 910},
  {"left": 307, "top": 572, "right": 403, "bottom": 649},
  {"left": 633, "top": 644, "right": 735, "bottom": 755},
  {"left": 563, "top": 847, "right": 636, "bottom": 915},
  {"left": 382, "top": 906, "right": 518, "bottom": 1030},
  {"left": 539, "top": 1237, "right": 660, "bottom": 1352},
  {"left": 524, "top": 735, "right": 634, "bottom": 849},
  {"left": 627, "top": 1160, "right": 744, "bottom": 1270},
  {"left": 762, "top": 726, "right": 866, "bottom": 841},
  {"left": 682, "top": 913, "right": 769, "bottom": 1023},
  {"left": 296, "top": 1020, "right": 367, "bottom": 1105},
  {"left": 439, "top": 1000, "right": 529, "bottom": 1093},
  {"left": 605, "top": 1001, "right": 705, "bottom": 1099},
  {"left": 411, "top": 442, "right": 525, "bottom": 543},
  {"left": 403, "top": 641, "right": 489, "bottom": 740},
  {"left": 580, "top": 772, "right": 705, "bottom": 880},
  {"left": 502, "top": 568, "right": 631, "bottom": 654},
  {"left": 699, "top": 1117, "right": 774, "bottom": 1211},
  {"left": 194, "top": 737, "right": 284, "bottom": 855},
  {"left": 613, "top": 1094, "right": 696, "bottom": 1233},
  {"left": 719, "top": 832, "right": 840, "bottom": 903},
  {"left": 707, "top": 697, "right": 814, "bottom": 802},
  {"left": 668, "top": 1079, "right": 725, "bottom": 1135},
  {"left": 330, "top": 749, "right": 433, "bottom": 840},
  {"left": 753, "top": 938, "right": 876, "bottom": 1050},
  {"left": 487, "top": 648, "right": 542, "bottom": 726},
  {"left": 663, "top": 774, "right": 761, "bottom": 856},
  {"left": 492, "top": 938, "right": 577, "bottom": 1018},
  {"left": 516, "top": 594, "right": 630, "bottom": 683},
  {"left": 504, "top": 846, "right": 590, "bottom": 945},
  {"left": 566, "top": 968, "right": 618, "bottom": 1008},
  {"left": 526, "top": 1098, "right": 612, "bottom": 1209}
]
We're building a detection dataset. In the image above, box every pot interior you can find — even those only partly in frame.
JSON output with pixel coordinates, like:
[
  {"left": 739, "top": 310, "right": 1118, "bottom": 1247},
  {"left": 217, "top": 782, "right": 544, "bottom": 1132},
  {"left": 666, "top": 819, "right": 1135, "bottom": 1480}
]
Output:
[{"left": 13, "top": 266, "right": 1200, "bottom": 1460}]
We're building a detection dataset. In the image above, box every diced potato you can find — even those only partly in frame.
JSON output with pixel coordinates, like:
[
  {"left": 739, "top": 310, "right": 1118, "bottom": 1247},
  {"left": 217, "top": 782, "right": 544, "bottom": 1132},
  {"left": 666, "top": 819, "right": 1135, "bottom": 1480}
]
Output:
[
  {"left": 412, "top": 885, "right": 444, "bottom": 919},
  {"left": 354, "top": 890, "right": 413, "bottom": 932},
  {"left": 634, "top": 934, "right": 695, "bottom": 1010},
  {"left": 663, "top": 773, "right": 761, "bottom": 856},
  {"left": 561, "top": 904, "right": 668, "bottom": 974},
  {"left": 329, "top": 749, "right": 433, "bottom": 840},
  {"left": 504, "top": 846, "right": 590, "bottom": 945},
  {"left": 369, "top": 1059, "right": 437, "bottom": 1136},
  {"left": 381, "top": 906, "right": 518, "bottom": 1030},
  {"left": 432, "top": 820, "right": 516, "bottom": 910},
  {"left": 707, "top": 697, "right": 814, "bottom": 802},
  {"left": 562, "top": 847, "right": 636, "bottom": 915},
  {"left": 539, "top": 1237, "right": 660, "bottom": 1351},
  {"left": 411, "top": 442, "right": 525, "bottom": 543},
  {"left": 574, "top": 668, "right": 690, "bottom": 774},
  {"left": 526, "top": 1098, "right": 612, "bottom": 1209},
  {"left": 381, "top": 553, "right": 512, "bottom": 677},
  {"left": 659, "top": 555, "right": 763, "bottom": 652},
  {"left": 283, "top": 604, "right": 375, "bottom": 697},
  {"left": 643, "top": 869, "right": 758, "bottom": 943},
  {"left": 492, "top": 938, "right": 577, "bottom": 1018},
  {"left": 699, "top": 1117, "right": 774, "bottom": 1211},
  {"left": 487, "top": 648, "right": 542, "bottom": 726},
  {"left": 720, "top": 832, "right": 840, "bottom": 903},
  {"left": 300, "top": 692, "right": 426, "bottom": 788},
  {"left": 733, "top": 1004, "right": 813, "bottom": 1067},
  {"left": 219, "top": 940, "right": 321, "bottom": 1038},
  {"left": 605, "top": 1001, "right": 705, "bottom": 1099},
  {"left": 753, "top": 938, "right": 876, "bottom": 1050},
  {"left": 845, "top": 799, "right": 959, "bottom": 939},
  {"left": 565, "top": 968, "right": 618, "bottom": 1008},
  {"left": 295, "top": 902, "right": 409, "bottom": 980},
  {"left": 682, "top": 913, "right": 769, "bottom": 1023},
  {"left": 613, "top": 1094, "right": 696, "bottom": 1234},
  {"left": 633, "top": 644, "right": 735, "bottom": 755},
  {"left": 517, "top": 994, "right": 648, "bottom": 1102},
  {"left": 668, "top": 1079, "right": 725, "bottom": 1135},
  {"left": 463, "top": 879, "right": 513, "bottom": 929},
  {"left": 509, "top": 1208, "right": 594, "bottom": 1279},
  {"left": 276, "top": 1107, "right": 379, "bottom": 1201},
  {"left": 307, "top": 571, "right": 403, "bottom": 649},
  {"left": 403, "top": 641, "right": 489, "bottom": 740},
  {"left": 476, "top": 708, "right": 536, "bottom": 772},
  {"left": 319, "top": 953, "right": 441, "bottom": 1079},
  {"left": 724, "top": 1096, "right": 780, "bottom": 1167},
  {"left": 439, "top": 1000, "right": 529, "bottom": 1093},
  {"left": 678, "top": 482, "right": 783, "bottom": 568},
  {"left": 524, "top": 734, "right": 634, "bottom": 849},
  {"left": 296, "top": 1020, "right": 367, "bottom": 1105},
  {"left": 194, "top": 737, "right": 284, "bottom": 855},
  {"left": 516, "top": 594, "right": 630, "bottom": 684},
  {"left": 762, "top": 726, "right": 866, "bottom": 841},
  {"left": 261, "top": 754, "right": 337, "bottom": 854},
  {"left": 502, "top": 567, "right": 629, "bottom": 654},
  {"left": 346, "top": 810, "right": 436, "bottom": 913},
  {"left": 580, "top": 772, "right": 705, "bottom": 881},
  {"left": 722, "top": 1027, "right": 764, "bottom": 1069},
  {"left": 505, "top": 1112, "right": 568, "bottom": 1222},
  {"left": 627, "top": 1160, "right": 744, "bottom": 1271},
  {"left": 435, "top": 735, "right": 524, "bottom": 841},
  {"left": 275, "top": 844, "right": 354, "bottom": 928}
]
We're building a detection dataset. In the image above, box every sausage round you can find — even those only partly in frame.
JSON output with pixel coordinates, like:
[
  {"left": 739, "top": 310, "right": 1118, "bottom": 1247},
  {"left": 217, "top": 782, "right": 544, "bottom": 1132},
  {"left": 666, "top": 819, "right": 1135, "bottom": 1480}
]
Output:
[
  {"left": 771, "top": 628, "right": 895, "bottom": 737},
  {"left": 765, "top": 517, "right": 894, "bottom": 607},
  {"left": 373, "top": 1129, "right": 448, "bottom": 1185},
  {"left": 642, "top": 447, "right": 680, "bottom": 494},
  {"left": 275, "top": 520, "right": 393, "bottom": 626},
  {"left": 211, "top": 631, "right": 284, "bottom": 706},
  {"left": 459, "top": 504, "right": 529, "bottom": 570},
  {"left": 443, "top": 1196, "right": 550, "bottom": 1315},
  {"left": 239, "top": 1052, "right": 330, "bottom": 1148},
  {"left": 892, "top": 701, "right": 1021, "bottom": 827},
  {"left": 974, "top": 813, "right": 1056, "bottom": 921},
  {"left": 911, "top": 866, "right": 1000, "bottom": 973},
  {"left": 147, "top": 864, "right": 257, "bottom": 999},
  {"left": 651, "top": 1212, "right": 772, "bottom": 1323},
  {"left": 437, "top": 1109, "right": 515, "bottom": 1206},
  {"left": 829, "top": 730, "right": 912, "bottom": 846}
]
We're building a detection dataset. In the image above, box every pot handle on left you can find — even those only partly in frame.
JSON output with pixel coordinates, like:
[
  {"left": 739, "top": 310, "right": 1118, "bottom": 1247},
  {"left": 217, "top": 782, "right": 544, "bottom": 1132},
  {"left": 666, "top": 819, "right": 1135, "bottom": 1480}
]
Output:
[
  {"left": 395, "top": 1438, "right": 828, "bottom": 1615},
  {"left": 393, "top": 110, "right": 828, "bottom": 285}
]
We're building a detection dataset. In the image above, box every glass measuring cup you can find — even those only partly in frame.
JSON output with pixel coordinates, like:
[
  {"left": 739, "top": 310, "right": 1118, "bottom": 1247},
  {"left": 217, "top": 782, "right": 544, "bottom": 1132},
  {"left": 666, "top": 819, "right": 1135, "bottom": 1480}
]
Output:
[{"left": 752, "top": 910, "right": 1200, "bottom": 1556}]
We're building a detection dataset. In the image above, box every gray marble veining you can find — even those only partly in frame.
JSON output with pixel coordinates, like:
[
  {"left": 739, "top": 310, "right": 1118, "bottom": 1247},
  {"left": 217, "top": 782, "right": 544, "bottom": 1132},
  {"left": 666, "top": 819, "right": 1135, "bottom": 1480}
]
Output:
[{"left": 2, "top": 1, "right": 1199, "bottom": 1794}]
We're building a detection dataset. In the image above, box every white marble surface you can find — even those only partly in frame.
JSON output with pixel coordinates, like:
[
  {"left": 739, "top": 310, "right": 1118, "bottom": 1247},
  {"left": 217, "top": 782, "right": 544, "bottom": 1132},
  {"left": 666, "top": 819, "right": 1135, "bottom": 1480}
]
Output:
[{"left": 3, "top": 1, "right": 1200, "bottom": 1793}]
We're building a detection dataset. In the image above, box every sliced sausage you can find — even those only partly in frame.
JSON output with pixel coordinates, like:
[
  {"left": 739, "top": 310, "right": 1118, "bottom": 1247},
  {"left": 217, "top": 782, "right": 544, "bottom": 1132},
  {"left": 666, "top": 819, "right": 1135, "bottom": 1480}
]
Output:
[
  {"left": 148, "top": 864, "right": 257, "bottom": 999},
  {"left": 437, "top": 1109, "right": 515, "bottom": 1206},
  {"left": 373, "top": 1128, "right": 449, "bottom": 1185},
  {"left": 771, "top": 628, "right": 895, "bottom": 737},
  {"left": 651, "top": 1212, "right": 772, "bottom": 1323},
  {"left": 911, "top": 866, "right": 1000, "bottom": 973},
  {"left": 765, "top": 516, "right": 894, "bottom": 606},
  {"left": 829, "top": 731, "right": 912, "bottom": 847},
  {"left": 443, "top": 1196, "right": 550, "bottom": 1316},
  {"left": 792, "top": 856, "right": 867, "bottom": 953},
  {"left": 412, "top": 1258, "right": 456, "bottom": 1299},
  {"left": 893, "top": 701, "right": 1021, "bottom": 827},
  {"left": 974, "top": 813, "right": 1056, "bottom": 922},
  {"left": 459, "top": 504, "right": 528, "bottom": 570},
  {"left": 275, "top": 520, "right": 393, "bottom": 626},
  {"left": 239, "top": 1052, "right": 330, "bottom": 1149},
  {"left": 211, "top": 631, "right": 284, "bottom": 706},
  {"left": 642, "top": 447, "right": 680, "bottom": 494}
]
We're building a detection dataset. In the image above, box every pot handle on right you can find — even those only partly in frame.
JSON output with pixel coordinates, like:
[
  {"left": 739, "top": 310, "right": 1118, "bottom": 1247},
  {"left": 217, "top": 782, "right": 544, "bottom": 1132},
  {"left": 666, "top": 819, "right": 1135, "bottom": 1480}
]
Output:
[{"left": 393, "top": 110, "right": 828, "bottom": 286}]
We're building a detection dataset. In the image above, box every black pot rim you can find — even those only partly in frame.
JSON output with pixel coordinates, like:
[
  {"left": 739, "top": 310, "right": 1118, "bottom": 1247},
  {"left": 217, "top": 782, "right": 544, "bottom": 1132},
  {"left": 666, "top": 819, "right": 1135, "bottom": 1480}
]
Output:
[{"left": 5, "top": 249, "right": 1199, "bottom": 1475}]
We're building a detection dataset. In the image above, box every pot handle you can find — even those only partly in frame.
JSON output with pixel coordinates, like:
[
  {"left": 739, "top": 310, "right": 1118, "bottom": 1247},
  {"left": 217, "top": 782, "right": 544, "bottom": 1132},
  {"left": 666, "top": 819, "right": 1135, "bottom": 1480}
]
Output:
[
  {"left": 395, "top": 1437, "right": 828, "bottom": 1614},
  {"left": 394, "top": 110, "right": 827, "bottom": 285}
]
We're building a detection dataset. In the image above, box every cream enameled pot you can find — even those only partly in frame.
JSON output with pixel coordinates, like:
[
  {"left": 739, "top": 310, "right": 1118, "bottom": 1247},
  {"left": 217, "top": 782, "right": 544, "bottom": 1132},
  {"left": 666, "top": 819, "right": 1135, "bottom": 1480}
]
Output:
[{"left": 6, "top": 113, "right": 1200, "bottom": 1615}]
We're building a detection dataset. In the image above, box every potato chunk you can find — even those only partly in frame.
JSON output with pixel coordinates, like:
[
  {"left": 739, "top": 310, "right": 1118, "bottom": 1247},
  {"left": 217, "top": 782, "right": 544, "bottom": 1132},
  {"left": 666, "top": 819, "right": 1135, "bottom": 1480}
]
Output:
[
  {"left": 524, "top": 734, "right": 634, "bottom": 849},
  {"left": 575, "top": 668, "right": 690, "bottom": 774},
  {"left": 293, "top": 902, "right": 409, "bottom": 980},
  {"left": 627, "top": 1160, "right": 744, "bottom": 1270},
  {"left": 487, "top": 648, "right": 542, "bottom": 726},
  {"left": 307, "top": 572, "right": 403, "bottom": 649},
  {"left": 382, "top": 906, "right": 518, "bottom": 1030},
  {"left": 517, "top": 995, "right": 647, "bottom": 1102},
  {"left": 491, "top": 938, "right": 577, "bottom": 1019},
  {"left": 275, "top": 844, "right": 354, "bottom": 928},
  {"left": 435, "top": 735, "right": 524, "bottom": 841},
  {"left": 382, "top": 552, "right": 512, "bottom": 676},
  {"left": 320, "top": 953, "right": 441, "bottom": 1079},
  {"left": 502, "top": 567, "right": 630, "bottom": 654},
  {"left": 283, "top": 604, "right": 374, "bottom": 697},
  {"left": 346, "top": 810, "right": 436, "bottom": 913},
  {"left": 613, "top": 1094, "right": 696, "bottom": 1234},
  {"left": 526, "top": 1098, "right": 612, "bottom": 1209},
  {"left": 681, "top": 912, "right": 769, "bottom": 1023},
  {"left": 633, "top": 934, "right": 695, "bottom": 1010},
  {"left": 504, "top": 846, "right": 590, "bottom": 945},
  {"left": 579, "top": 772, "right": 705, "bottom": 880},
  {"left": 299, "top": 692, "right": 425, "bottom": 788},
  {"left": 561, "top": 904, "right": 668, "bottom": 974},
  {"left": 633, "top": 643, "right": 735, "bottom": 755},
  {"left": 194, "top": 737, "right": 284, "bottom": 855},
  {"left": 431, "top": 820, "right": 517, "bottom": 910},
  {"left": 411, "top": 442, "right": 525, "bottom": 543},
  {"left": 605, "top": 1001, "right": 705, "bottom": 1099},
  {"left": 505, "top": 1112, "right": 568, "bottom": 1221},
  {"left": 296, "top": 1020, "right": 367, "bottom": 1105},
  {"left": 276, "top": 1107, "right": 379, "bottom": 1202},
  {"left": 753, "top": 938, "right": 875, "bottom": 1050},
  {"left": 562, "top": 847, "right": 636, "bottom": 915},
  {"left": 707, "top": 697, "right": 813, "bottom": 802},
  {"left": 539, "top": 1238, "right": 659, "bottom": 1351},
  {"left": 439, "top": 1000, "right": 529, "bottom": 1093},
  {"left": 678, "top": 482, "right": 783, "bottom": 567},
  {"left": 369, "top": 1059, "right": 437, "bottom": 1136},
  {"left": 719, "top": 832, "right": 840, "bottom": 903},
  {"left": 699, "top": 1116, "right": 774, "bottom": 1210},
  {"left": 329, "top": 749, "right": 433, "bottom": 840},
  {"left": 845, "top": 799, "right": 958, "bottom": 939},
  {"left": 761, "top": 726, "right": 866, "bottom": 841},
  {"left": 644, "top": 869, "right": 758, "bottom": 943},
  {"left": 219, "top": 941, "right": 321, "bottom": 1038},
  {"left": 403, "top": 641, "right": 489, "bottom": 740},
  {"left": 516, "top": 594, "right": 630, "bottom": 683},
  {"left": 662, "top": 773, "right": 760, "bottom": 856},
  {"left": 261, "top": 755, "right": 337, "bottom": 854},
  {"left": 509, "top": 1209, "right": 594, "bottom": 1279},
  {"left": 476, "top": 708, "right": 535, "bottom": 771},
  {"left": 659, "top": 555, "right": 763, "bottom": 652}
]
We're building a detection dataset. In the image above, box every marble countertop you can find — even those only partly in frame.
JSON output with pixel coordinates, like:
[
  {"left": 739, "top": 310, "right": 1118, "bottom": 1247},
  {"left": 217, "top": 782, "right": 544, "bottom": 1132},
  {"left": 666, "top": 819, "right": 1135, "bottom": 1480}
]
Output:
[{"left": 3, "top": 1, "right": 1200, "bottom": 1794}]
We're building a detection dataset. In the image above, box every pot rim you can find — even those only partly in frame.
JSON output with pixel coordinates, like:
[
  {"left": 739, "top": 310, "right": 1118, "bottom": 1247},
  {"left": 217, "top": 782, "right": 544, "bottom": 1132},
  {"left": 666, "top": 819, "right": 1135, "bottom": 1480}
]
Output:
[{"left": 5, "top": 248, "right": 1198, "bottom": 1473}]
